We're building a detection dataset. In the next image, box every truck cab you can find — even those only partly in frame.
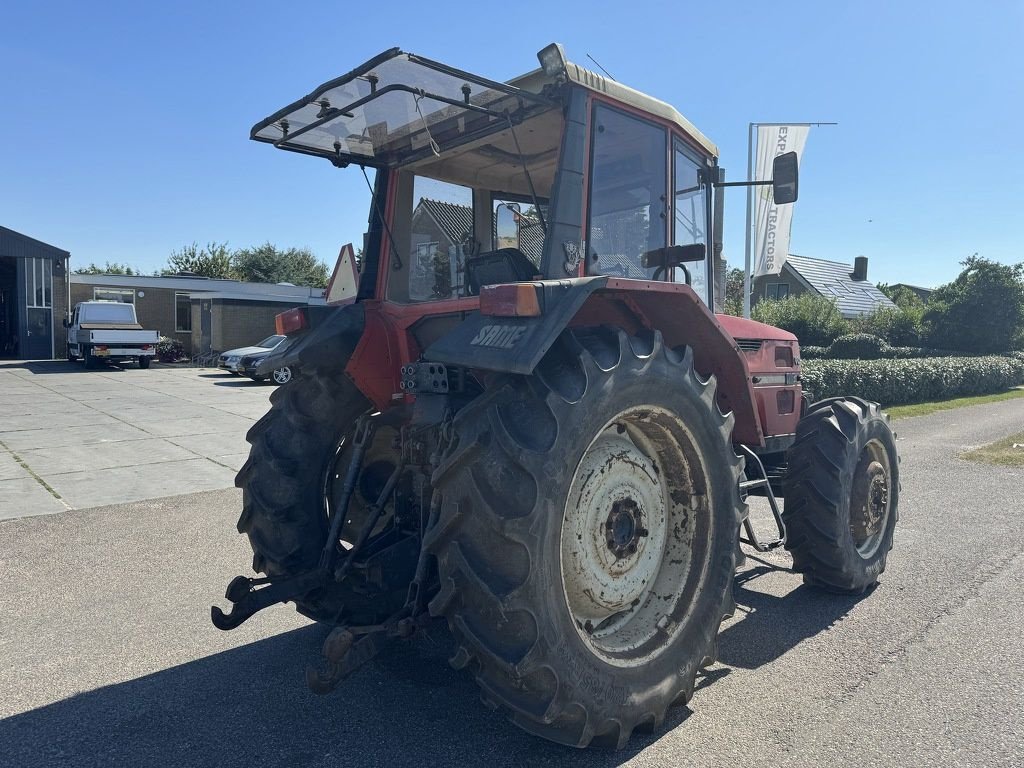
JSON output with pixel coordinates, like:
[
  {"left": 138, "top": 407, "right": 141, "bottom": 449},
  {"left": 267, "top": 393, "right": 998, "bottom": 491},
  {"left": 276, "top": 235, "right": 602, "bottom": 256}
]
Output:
[{"left": 66, "top": 300, "right": 159, "bottom": 369}]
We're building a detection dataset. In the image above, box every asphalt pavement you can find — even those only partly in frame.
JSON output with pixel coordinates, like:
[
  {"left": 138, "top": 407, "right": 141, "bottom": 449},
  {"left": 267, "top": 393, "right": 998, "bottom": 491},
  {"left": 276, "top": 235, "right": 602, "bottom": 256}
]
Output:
[{"left": 1, "top": 396, "right": 1022, "bottom": 767}]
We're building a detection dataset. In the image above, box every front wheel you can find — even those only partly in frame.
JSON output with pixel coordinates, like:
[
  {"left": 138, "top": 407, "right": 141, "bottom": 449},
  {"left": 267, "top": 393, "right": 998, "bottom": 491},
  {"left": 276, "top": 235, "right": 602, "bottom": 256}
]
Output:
[
  {"left": 783, "top": 397, "right": 899, "bottom": 593},
  {"left": 428, "top": 329, "right": 746, "bottom": 748}
]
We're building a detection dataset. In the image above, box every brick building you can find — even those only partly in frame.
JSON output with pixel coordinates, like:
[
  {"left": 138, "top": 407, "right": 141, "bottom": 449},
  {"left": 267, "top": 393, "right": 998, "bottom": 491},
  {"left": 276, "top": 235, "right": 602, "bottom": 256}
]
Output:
[{"left": 70, "top": 274, "right": 325, "bottom": 357}]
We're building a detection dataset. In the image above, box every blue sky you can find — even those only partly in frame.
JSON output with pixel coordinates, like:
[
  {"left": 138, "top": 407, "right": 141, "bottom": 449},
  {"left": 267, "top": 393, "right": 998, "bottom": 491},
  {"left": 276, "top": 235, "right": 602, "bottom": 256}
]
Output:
[{"left": 2, "top": 1, "right": 1021, "bottom": 287}]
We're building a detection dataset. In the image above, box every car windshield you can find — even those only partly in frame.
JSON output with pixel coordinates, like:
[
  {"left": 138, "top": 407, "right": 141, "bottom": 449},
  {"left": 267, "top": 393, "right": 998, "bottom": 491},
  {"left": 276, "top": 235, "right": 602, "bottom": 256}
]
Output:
[{"left": 257, "top": 335, "right": 285, "bottom": 348}]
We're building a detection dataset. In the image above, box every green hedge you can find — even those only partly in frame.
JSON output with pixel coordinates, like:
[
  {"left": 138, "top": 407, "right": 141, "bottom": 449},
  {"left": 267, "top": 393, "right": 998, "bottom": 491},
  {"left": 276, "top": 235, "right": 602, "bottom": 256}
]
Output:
[
  {"left": 801, "top": 356, "right": 1024, "bottom": 406},
  {"left": 800, "top": 343, "right": 964, "bottom": 360},
  {"left": 828, "top": 333, "right": 890, "bottom": 360}
]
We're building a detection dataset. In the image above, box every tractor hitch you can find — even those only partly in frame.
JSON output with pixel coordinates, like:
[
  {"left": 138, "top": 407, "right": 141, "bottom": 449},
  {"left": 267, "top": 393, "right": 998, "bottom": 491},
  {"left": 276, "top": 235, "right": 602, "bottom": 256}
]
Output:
[{"left": 211, "top": 570, "right": 328, "bottom": 630}]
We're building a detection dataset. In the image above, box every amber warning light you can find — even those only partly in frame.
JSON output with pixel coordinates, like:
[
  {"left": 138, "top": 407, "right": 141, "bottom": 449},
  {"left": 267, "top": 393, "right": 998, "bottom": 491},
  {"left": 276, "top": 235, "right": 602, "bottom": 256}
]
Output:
[
  {"left": 479, "top": 284, "right": 542, "bottom": 317},
  {"left": 275, "top": 307, "right": 309, "bottom": 335}
]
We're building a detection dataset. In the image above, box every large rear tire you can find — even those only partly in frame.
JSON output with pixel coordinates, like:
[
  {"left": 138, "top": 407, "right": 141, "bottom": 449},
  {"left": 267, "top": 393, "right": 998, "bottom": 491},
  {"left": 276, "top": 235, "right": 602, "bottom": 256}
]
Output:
[
  {"left": 428, "top": 328, "right": 745, "bottom": 748},
  {"left": 783, "top": 397, "right": 899, "bottom": 593},
  {"left": 234, "top": 371, "right": 412, "bottom": 623}
]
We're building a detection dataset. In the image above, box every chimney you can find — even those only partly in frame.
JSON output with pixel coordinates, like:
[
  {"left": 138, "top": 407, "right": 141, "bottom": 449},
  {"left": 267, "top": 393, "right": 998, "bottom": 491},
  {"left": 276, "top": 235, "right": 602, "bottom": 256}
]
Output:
[{"left": 852, "top": 256, "right": 868, "bottom": 282}]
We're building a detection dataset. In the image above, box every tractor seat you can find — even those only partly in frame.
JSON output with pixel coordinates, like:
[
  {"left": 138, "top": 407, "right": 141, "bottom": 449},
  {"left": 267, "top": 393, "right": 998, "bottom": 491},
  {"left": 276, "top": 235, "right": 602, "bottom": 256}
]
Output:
[{"left": 464, "top": 248, "right": 540, "bottom": 295}]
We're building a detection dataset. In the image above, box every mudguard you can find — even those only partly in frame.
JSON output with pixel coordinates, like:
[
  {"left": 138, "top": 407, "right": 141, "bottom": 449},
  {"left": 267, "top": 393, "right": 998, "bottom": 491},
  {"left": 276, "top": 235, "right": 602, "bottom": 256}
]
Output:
[
  {"left": 254, "top": 303, "right": 365, "bottom": 376},
  {"left": 424, "top": 277, "right": 766, "bottom": 445}
]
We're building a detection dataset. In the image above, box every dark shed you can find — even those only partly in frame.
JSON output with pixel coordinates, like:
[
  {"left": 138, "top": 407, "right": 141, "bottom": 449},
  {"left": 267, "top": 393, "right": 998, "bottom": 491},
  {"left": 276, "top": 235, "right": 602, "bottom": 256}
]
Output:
[{"left": 0, "top": 226, "right": 71, "bottom": 359}]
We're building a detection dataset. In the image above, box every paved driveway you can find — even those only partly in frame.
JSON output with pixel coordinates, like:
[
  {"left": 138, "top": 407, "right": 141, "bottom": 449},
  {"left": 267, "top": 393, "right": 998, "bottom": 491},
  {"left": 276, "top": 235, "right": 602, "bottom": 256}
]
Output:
[
  {"left": 1, "top": 393, "right": 1022, "bottom": 767},
  {"left": 0, "top": 361, "right": 271, "bottom": 518}
]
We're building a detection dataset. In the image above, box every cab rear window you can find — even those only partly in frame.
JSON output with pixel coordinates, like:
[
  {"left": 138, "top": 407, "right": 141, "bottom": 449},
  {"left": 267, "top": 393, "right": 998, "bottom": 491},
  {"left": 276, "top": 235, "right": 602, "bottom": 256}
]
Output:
[{"left": 81, "top": 303, "right": 137, "bottom": 324}]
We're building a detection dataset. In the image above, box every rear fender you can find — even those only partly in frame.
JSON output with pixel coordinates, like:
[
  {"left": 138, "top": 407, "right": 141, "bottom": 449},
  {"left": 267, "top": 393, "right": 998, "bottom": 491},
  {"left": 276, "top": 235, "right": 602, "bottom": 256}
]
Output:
[
  {"left": 424, "top": 277, "right": 765, "bottom": 445},
  {"left": 254, "top": 303, "right": 365, "bottom": 375}
]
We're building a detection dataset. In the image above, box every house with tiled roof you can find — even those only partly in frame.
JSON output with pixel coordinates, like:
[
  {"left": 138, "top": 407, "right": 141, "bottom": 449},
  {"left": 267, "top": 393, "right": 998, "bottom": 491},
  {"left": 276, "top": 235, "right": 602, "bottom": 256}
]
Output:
[
  {"left": 412, "top": 198, "right": 544, "bottom": 267},
  {"left": 752, "top": 254, "right": 896, "bottom": 318}
]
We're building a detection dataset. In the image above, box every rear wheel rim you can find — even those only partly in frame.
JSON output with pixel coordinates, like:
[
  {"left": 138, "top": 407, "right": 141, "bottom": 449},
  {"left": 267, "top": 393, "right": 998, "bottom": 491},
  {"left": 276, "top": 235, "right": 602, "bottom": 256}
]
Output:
[
  {"left": 849, "top": 438, "right": 892, "bottom": 558},
  {"left": 560, "top": 406, "right": 712, "bottom": 667}
]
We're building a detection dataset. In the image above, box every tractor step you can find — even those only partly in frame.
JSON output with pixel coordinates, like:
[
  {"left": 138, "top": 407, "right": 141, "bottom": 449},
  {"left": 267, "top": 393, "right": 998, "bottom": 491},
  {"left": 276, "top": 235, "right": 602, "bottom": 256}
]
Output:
[{"left": 738, "top": 445, "right": 787, "bottom": 552}]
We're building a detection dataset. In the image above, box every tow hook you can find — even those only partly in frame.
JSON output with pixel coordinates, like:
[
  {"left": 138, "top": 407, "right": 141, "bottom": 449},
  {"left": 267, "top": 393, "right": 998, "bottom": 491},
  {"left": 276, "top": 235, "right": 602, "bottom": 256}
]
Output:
[{"left": 211, "top": 570, "right": 328, "bottom": 630}]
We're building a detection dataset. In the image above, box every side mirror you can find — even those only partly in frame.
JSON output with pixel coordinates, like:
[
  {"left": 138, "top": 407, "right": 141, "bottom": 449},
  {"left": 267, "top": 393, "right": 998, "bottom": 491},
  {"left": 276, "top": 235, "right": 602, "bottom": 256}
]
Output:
[
  {"left": 641, "top": 243, "right": 706, "bottom": 269},
  {"left": 62, "top": 318, "right": 69, "bottom": 328},
  {"left": 772, "top": 151, "right": 799, "bottom": 204},
  {"left": 495, "top": 203, "right": 521, "bottom": 250}
]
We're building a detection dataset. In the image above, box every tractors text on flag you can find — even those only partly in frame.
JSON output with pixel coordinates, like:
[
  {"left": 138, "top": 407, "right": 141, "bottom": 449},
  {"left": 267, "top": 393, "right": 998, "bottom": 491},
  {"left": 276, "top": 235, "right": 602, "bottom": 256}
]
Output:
[{"left": 752, "top": 125, "right": 808, "bottom": 277}]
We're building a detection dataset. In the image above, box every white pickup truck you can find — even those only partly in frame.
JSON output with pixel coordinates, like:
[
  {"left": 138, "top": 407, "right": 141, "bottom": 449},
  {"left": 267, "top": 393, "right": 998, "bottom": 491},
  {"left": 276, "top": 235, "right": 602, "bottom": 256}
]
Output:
[{"left": 65, "top": 301, "right": 160, "bottom": 369}]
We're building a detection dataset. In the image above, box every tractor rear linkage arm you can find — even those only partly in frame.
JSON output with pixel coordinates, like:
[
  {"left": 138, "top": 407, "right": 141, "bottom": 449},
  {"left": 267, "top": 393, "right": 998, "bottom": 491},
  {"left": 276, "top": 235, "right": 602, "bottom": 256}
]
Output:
[{"left": 211, "top": 413, "right": 434, "bottom": 691}]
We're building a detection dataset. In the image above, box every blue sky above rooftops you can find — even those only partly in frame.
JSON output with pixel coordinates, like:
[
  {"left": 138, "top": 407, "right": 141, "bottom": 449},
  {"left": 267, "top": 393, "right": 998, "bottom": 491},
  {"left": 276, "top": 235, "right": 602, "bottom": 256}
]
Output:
[{"left": 1, "top": 0, "right": 1021, "bottom": 286}]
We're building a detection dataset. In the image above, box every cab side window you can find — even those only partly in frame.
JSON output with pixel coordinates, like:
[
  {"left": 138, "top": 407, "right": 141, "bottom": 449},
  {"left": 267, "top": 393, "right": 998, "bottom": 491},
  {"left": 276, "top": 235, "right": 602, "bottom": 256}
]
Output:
[
  {"left": 587, "top": 105, "right": 667, "bottom": 278},
  {"left": 673, "top": 142, "right": 710, "bottom": 304}
]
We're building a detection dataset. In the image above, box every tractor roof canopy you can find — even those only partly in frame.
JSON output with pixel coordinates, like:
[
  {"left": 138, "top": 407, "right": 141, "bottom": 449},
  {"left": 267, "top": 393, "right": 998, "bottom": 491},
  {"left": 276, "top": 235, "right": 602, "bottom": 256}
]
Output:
[
  {"left": 251, "top": 49, "right": 557, "bottom": 168},
  {"left": 251, "top": 46, "right": 719, "bottom": 171}
]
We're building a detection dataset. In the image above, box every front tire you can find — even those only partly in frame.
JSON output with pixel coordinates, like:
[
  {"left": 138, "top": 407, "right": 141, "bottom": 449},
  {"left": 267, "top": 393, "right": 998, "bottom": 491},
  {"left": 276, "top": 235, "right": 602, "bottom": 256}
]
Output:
[
  {"left": 783, "top": 397, "right": 899, "bottom": 593},
  {"left": 428, "top": 329, "right": 745, "bottom": 748}
]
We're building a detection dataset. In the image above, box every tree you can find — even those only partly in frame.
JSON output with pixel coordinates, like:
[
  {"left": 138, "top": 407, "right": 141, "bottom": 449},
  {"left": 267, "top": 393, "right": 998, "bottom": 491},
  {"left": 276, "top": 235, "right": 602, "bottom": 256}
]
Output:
[
  {"left": 164, "top": 242, "right": 233, "bottom": 279},
  {"left": 877, "top": 283, "right": 927, "bottom": 311},
  {"left": 73, "top": 261, "right": 140, "bottom": 275},
  {"left": 723, "top": 267, "right": 745, "bottom": 316},
  {"left": 924, "top": 255, "right": 1024, "bottom": 353},
  {"left": 232, "top": 242, "right": 329, "bottom": 288}
]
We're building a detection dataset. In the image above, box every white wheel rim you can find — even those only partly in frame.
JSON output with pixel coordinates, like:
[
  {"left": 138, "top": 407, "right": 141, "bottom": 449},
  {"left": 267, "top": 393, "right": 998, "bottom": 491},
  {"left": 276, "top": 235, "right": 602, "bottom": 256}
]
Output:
[
  {"left": 560, "top": 406, "right": 713, "bottom": 667},
  {"left": 273, "top": 367, "right": 292, "bottom": 384}
]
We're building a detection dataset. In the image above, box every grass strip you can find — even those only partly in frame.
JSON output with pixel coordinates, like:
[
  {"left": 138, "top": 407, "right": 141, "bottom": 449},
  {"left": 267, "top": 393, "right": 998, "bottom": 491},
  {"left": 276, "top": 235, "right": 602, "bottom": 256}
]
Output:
[
  {"left": 886, "top": 388, "right": 1024, "bottom": 420},
  {"left": 961, "top": 431, "right": 1024, "bottom": 467}
]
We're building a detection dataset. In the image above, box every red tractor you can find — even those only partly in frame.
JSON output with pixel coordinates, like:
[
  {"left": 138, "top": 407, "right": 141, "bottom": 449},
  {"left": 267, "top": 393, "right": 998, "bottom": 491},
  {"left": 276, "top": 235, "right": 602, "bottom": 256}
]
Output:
[{"left": 213, "top": 44, "right": 899, "bottom": 748}]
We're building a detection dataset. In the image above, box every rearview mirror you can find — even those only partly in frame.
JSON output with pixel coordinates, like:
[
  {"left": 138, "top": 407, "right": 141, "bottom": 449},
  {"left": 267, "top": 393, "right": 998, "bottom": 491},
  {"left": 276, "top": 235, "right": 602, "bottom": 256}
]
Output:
[
  {"left": 641, "top": 243, "right": 706, "bottom": 269},
  {"left": 495, "top": 203, "right": 521, "bottom": 250},
  {"left": 772, "top": 151, "right": 799, "bottom": 204}
]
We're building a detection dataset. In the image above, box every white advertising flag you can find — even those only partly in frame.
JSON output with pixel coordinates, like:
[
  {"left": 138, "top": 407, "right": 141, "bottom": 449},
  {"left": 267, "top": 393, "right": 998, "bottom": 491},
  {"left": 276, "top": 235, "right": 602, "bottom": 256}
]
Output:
[{"left": 752, "top": 125, "right": 809, "bottom": 277}]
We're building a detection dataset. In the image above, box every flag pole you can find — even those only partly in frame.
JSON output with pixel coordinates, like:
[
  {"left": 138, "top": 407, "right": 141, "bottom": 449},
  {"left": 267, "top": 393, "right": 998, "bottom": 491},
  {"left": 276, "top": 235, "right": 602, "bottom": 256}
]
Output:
[{"left": 743, "top": 122, "right": 755, "bottom": 318}]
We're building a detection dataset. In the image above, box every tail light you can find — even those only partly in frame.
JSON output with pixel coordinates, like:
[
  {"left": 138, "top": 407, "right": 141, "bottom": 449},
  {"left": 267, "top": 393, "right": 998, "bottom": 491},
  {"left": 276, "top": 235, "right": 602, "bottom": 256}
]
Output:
[
  {"left": 141, "top": 344, "right": 153, "bottom": 351},
  {"left": 275, "top": 307, "right": 309, "bottom": 335},
  {"left": 95, "top": 345, "right": 109, "bottom": 351},
  {"left": 479, "top": 284, "right": 541, "bottom": 317}
]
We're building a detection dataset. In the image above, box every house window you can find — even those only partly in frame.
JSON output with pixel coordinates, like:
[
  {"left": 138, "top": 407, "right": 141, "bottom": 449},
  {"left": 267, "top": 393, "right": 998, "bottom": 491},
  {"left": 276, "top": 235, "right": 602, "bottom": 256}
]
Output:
[
  {"left": 93, "top": 288, "right": 135, "bottom": 303},
  {"left": 25, "top": 258, "right": 52, "bottom": 308},
  {"left": 766, "top": 283, "right": 790, "bottom": 300},
  {"left": 175, "top": 293, "right": 192, "bottom": 332}
]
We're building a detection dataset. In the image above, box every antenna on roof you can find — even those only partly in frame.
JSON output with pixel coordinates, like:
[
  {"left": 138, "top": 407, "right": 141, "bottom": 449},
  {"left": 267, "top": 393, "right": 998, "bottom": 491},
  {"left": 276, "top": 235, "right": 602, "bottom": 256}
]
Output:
[{"left": 586, "top": 54, "right": 616, "bottom": 81}]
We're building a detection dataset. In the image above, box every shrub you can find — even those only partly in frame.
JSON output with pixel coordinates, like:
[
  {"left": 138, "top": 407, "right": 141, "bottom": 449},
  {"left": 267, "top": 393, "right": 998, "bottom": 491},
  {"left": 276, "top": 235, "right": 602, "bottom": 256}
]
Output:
[
  {"left": 156, "top": 336, "right": 186, "bottom": 363},
  {"left": 799, "top": 345, "right": 829, "bottom": 359},
  {"left": 752, "top": 294, "right": 848, "bottom": 347},
  {"left": 801, "top": 356, "right": 1024, "bottom": 406},
  {"left": 827, "top": 333, "right": 890, "bottom": 360},
  {"left": 859, "top": 305, "right": 925, "bottom": 346}
]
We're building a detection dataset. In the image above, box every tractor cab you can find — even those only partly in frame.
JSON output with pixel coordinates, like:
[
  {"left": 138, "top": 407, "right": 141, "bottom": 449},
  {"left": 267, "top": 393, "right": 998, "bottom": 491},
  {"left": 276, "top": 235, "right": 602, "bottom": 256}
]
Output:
[{"left": 252, "top": 46, "right": 720, "bottom": 309}]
